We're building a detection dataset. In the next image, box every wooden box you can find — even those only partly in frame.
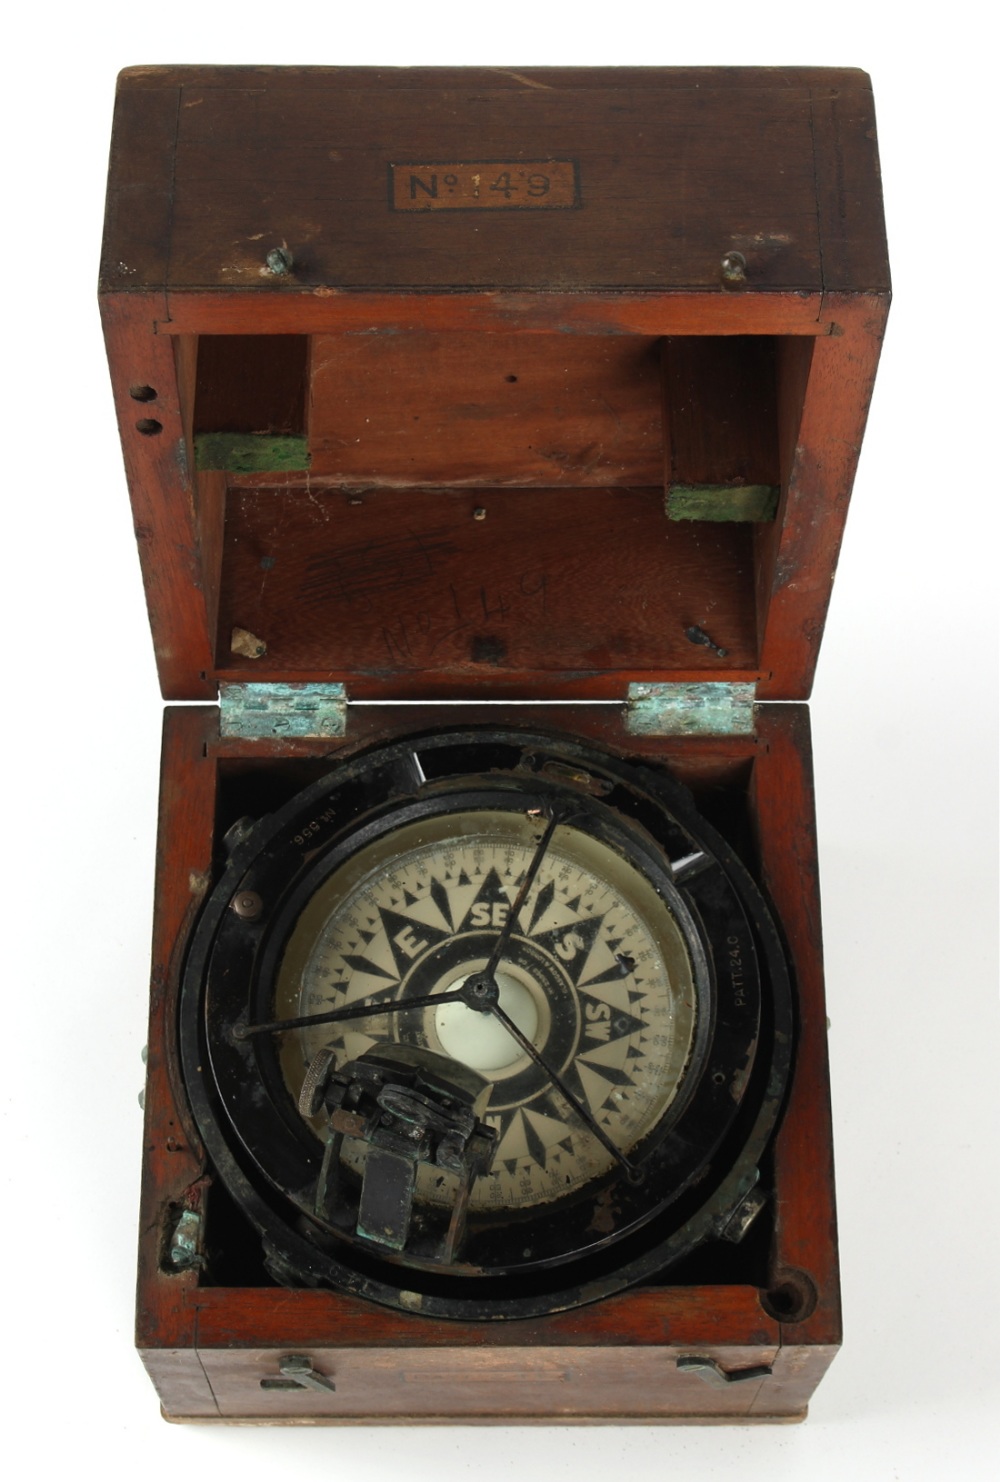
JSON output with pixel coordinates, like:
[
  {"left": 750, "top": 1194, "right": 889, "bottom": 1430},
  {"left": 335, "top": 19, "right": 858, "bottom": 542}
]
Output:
[{"left": 101, "top": 65, "right": 889, "bottom": 1422}]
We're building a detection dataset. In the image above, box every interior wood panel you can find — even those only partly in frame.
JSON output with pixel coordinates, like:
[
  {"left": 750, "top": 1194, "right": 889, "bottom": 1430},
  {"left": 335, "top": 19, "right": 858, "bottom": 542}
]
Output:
[
  {"left": 215, "top": 484, "right": 757, "bottom": 680},
  {"left": 308, "top": 332, "right": 663, "bottom": 486}
]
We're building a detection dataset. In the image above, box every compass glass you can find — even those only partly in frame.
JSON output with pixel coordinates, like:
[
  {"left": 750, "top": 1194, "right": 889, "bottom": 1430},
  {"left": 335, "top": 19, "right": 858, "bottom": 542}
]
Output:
[{"left": 274, "top": 808, "right": 700, "bottom": 1215}]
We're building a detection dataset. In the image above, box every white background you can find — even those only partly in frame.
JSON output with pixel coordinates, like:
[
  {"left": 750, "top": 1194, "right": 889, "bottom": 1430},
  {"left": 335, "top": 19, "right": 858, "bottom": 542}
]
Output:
[{"left": 3, "top": 4, "right": 997, "bottom": 1478}]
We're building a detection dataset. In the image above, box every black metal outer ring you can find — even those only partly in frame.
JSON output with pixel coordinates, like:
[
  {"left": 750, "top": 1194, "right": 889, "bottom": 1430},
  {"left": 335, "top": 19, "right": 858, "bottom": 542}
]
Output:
[{"left": 179, "top": 728, "right": 793, "bottom": 1321}]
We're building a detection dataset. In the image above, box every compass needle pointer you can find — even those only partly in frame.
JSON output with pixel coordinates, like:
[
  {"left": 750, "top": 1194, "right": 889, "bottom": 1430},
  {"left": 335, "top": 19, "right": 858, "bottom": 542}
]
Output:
[
  {"left": 489, "top": 1001, "right": 638, "bottom": 1178},
  {"left": 483, "top": 806, "right": 562, "bottom": 979}
]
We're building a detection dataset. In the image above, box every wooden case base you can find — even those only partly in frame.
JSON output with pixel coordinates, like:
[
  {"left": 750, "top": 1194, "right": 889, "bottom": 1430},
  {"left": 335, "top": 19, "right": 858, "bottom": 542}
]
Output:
[{"left": 139, "top": 701, "right": 838, "bottom": 1424}]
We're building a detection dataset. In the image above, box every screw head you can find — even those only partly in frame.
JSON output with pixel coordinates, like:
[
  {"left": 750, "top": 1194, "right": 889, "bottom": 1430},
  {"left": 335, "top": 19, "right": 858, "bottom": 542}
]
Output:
[
  {"left": 720, "top": 250, "right": 748, "bottom": 285},
  {"left": 265, "top": 246, "right": 294, "bottom": 276},
  {"left": 231, "top": 889, "right": 264, "bottom": 921}
]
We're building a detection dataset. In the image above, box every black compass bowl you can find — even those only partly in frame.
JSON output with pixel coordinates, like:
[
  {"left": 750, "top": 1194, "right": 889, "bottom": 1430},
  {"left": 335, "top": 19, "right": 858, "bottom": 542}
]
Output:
[{"left": 179, "top": 729, "right": 794, "bottom": 1321}]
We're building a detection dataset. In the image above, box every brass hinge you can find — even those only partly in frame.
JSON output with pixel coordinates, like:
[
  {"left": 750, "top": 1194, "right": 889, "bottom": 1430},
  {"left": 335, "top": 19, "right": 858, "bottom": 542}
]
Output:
[
  {"left": 219, "top": 682, "right": 348, "bottom": 740},
  {"left": 625, "top": 682, "right": 756, "bottom": 737}
]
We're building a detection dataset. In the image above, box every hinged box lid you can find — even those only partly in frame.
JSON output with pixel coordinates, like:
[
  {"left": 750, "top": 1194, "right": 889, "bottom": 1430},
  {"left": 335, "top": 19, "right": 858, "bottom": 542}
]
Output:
[{"left": 100, "top": 66, "right": 888, "bottom": 704}]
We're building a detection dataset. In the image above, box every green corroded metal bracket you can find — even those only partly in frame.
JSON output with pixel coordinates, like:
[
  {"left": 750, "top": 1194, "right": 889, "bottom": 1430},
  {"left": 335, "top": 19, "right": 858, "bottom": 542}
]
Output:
[
  {"left": 626, "top": 682, "right": 756, "bottom": 737},
  {"left": 666, "top": 484, "right": 779, "bottom": 522},
  {"left": 195, "top": 432, "right": 310, "bottom": 473},
  {"left": 220, "top": 682, "right": 347, "bottom": 739}
]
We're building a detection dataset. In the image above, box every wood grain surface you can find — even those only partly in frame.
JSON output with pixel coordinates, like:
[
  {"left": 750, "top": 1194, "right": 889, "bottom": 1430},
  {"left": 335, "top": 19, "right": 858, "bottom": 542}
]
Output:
[
  {"left": 214, "top": 483, "right": 757, "bottom": 688},
  {"left": 101, "top": 67, "right": 887, "bottom": 297}
]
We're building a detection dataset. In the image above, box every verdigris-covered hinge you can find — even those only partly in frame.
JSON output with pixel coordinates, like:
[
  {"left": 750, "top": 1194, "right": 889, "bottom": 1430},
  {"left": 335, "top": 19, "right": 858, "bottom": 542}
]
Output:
[
  {"left": 219, "top": 682, "right": 347, "bottom": 740},
  {"left": 626, "top": 682, "right": 756, "bottom": 737}
]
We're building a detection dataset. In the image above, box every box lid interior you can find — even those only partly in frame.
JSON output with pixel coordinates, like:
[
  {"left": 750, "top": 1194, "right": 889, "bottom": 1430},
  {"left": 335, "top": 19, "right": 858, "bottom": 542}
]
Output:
[{"left": 100, "top": 66, "right": 889, "bottom": 705}]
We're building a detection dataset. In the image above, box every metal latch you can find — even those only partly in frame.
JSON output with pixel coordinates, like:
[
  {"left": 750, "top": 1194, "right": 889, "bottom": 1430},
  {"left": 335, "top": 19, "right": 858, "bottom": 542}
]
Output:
[
  {"left": 626, "top": 682, "right": 756, "bottom": 737},
  {"left": 676, "top": 1356, "right": 772, "bottom": 1388},
  {"left": 220, "top": 682, "right": 347, "bottom": 740},
  {"left": 260, "top": 1355, "right": 336, "bottom": 1394}
]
